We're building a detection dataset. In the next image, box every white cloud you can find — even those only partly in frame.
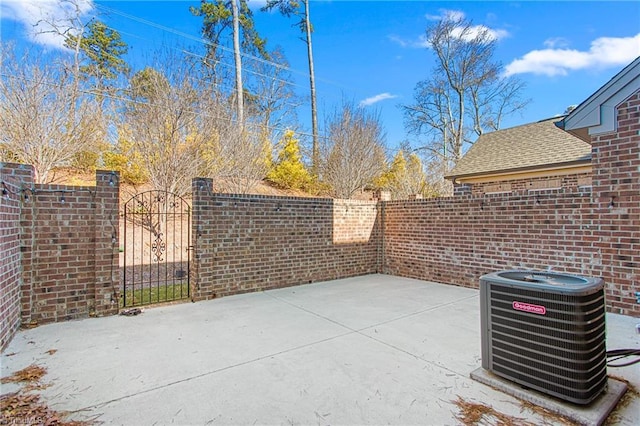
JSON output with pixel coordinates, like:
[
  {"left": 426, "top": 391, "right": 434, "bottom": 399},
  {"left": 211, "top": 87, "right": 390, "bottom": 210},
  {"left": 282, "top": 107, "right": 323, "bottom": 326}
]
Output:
[
  {"left": 1, "top": 0, "right": 95, "bottom": 49},
  {"left": 543, "top": 37, "right": 570, "bottom": 49},
  {"left": 415, "top": 34, "right": 430, "bottom": 48},
  {"left": 426, "top": 9, "right": 509, "bottom": 40},
  {"left": 505, "top": 33, "right": 640, "bottom": 76},
  {"left": 426, "top": 9, "right": 465, "bottom": 22},
  {"left": 392, "top": 9, "right": 508, "bottom": 49},
  {"left": 450, "top": 25, "right": 509, "bottom": 42},
  {"left": 359, "top": 93, "right": 398, "bottom": 107}
]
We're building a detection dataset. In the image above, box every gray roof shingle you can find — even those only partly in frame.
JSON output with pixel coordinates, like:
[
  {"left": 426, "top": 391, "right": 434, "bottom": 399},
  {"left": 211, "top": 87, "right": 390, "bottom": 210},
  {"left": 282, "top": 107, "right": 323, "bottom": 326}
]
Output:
[{"left": 446, "top": 117, "right": 592, "bottom": 179}]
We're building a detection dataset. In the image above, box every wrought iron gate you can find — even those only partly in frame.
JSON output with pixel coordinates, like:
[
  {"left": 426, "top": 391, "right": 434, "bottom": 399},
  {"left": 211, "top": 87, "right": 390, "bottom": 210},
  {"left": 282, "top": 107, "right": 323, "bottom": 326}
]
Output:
[{"left": 122, "top": 190, "right": 191, "bottom": 307}]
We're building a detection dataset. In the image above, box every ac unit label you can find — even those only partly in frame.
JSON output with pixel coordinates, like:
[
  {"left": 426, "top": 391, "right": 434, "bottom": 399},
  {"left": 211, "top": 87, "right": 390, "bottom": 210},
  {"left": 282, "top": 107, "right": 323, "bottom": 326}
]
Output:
[{"left": 512, "top": 301, "right": 546, "bottom": 315}]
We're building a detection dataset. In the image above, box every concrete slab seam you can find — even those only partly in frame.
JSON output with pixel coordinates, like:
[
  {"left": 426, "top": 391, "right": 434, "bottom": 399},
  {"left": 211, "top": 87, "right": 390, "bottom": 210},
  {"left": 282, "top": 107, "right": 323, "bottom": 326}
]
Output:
[
  {"left": 72, "top": 329, "right": 356, "bottom": 413},
  {"left": 263, "top": 289, "right": 474, "bottom": 381},
  {"left": 261, "top": 290, "right": 361, "bottom": 333},
  {"left": 354, "top": 294, "right": 479, "bottom": 333}
]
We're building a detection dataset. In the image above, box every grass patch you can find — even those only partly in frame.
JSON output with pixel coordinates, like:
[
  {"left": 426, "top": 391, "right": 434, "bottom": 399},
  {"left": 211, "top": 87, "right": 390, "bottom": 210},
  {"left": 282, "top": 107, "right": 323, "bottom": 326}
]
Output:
[{"left": 121, "top": 282, "right": 190, "bottom": 308}]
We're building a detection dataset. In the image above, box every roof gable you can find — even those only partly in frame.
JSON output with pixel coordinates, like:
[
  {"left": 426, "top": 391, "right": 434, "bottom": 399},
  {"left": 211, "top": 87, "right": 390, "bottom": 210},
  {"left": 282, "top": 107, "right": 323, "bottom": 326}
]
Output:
[
  {"left": 446, "top": 117, "right": 591, "bottom": 180},
  {"left": 559, "top": 56, "right": 640, "bottom": 139}
]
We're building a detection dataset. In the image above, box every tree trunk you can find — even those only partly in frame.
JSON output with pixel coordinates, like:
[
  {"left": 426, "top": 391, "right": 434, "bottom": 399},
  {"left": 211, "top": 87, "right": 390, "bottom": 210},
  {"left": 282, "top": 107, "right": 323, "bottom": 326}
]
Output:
[
  {"left": 304, "top": 0, "right": 319, "bottom": 176},
  {"left": 231, "top": 0, "right": 243, "bottom": 125}
]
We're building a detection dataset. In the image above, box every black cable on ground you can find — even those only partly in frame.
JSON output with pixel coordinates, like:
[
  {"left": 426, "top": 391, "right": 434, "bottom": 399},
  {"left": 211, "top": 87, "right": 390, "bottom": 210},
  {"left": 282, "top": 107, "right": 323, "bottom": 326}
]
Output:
[{"left": 606, "top": 348, "right": 640, "bottom": 367}]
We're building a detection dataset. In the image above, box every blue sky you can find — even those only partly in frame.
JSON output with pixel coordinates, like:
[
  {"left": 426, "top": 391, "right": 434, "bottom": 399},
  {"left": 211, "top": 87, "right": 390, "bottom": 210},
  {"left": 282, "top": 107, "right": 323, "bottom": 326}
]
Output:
[{"left": 2, "top": 0, "right": 639, "bottom": 154}]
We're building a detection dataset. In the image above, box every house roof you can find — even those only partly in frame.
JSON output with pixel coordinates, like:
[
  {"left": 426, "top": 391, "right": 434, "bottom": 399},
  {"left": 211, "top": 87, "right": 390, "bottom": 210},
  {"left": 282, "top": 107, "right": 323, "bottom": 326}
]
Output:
[
  {"left": 445, "top": 117, "right": 592, "bottom": 181},
  {"left": 557, "top": 56, "right": 640, "bottom": 141}
]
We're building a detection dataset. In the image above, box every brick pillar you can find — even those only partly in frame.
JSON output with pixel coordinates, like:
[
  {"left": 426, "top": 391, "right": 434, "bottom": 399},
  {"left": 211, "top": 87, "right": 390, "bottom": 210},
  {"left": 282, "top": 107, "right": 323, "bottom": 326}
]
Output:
[
  {"left": 93, "top": 170, "right": 120, "bottom": 316},
  {"left": 191, "top": 177, "right": 215, "bottom": 301},
  {"left": 0, "top": 164, "right": 37, "bottom": 325},
  {"left": 0, "top": 163, "right": 28, "bottom": 349},
  {"left": 374, "top": 190, "right": 391, "bottom": 201},
  {"left": 378, "top": 200, "right": 385, "bottom": 274}
]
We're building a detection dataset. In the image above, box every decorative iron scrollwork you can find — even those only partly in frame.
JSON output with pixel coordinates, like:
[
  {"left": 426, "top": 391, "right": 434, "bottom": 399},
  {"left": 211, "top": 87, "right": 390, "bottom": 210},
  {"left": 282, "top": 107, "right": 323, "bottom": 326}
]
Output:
[{"left": 151, "top": 233, "right": 166, "bottom": 262}]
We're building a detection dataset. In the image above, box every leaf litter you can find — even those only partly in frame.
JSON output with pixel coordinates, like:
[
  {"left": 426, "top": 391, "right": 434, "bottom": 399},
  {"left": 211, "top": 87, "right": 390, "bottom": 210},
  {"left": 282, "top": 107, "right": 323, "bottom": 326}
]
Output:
[
  {"left": 454, "top": 395, "right": 533, "bottom": 425},
  {"left": 0, "top": 364, "right": 93, "bottom": 426}
]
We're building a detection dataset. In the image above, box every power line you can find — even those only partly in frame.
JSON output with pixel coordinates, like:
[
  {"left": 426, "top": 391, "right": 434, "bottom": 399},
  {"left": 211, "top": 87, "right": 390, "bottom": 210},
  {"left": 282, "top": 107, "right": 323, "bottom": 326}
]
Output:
[
  {"left": 95, "top": 4, "right": 301, "bottom": 76},
  {"left": 179, "top": 48, "right": 313, "bottom": 94},
  {"left": 95, "top": 20, "right": 309, "bottom": 94},
  {"left": 94, "top": 3, "right": 372, "bottom": 99},
  {"left": 80, "top": 21, "right": 319, "bottom": 109}
]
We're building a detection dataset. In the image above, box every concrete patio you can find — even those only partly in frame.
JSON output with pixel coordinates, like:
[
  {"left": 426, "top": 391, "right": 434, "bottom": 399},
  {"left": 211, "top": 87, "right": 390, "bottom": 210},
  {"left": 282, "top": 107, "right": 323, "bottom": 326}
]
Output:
[{"left": 1, "top": 274, "right": 639, "bottom": 425}]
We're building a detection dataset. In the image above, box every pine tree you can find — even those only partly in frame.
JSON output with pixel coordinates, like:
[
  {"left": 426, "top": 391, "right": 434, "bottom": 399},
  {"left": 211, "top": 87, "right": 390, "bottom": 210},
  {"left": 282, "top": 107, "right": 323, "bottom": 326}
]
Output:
[
  {"left": 64, "top": 19, "right": 129, "bottom": 172},
  {"left": 65, "top": 20, "right": 129, "bottom": 94},
  {"left": 190, "top": 0, "right": 268, "bottom": 122}
]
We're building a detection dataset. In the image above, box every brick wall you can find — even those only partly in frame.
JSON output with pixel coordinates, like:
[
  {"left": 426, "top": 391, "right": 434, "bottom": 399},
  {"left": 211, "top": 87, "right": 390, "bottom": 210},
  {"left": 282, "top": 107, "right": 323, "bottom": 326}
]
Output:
[
  {"left": 384, "top": 90, "right": 640, "bottom": 316},
  {"left": 0, "top": 163, "right": 120, "bottom": 334},
  {"left": 590, "top": 90, "right": 640, "bottom": 315},
  {"left": 191, "top": 179, "right": 380, "bottom": 300},
  {"left": 383, "top": 187, "right": 638, "bottom": 316},
  {"left": 93, "top": 172, "right": 121, "bottom": 316},
  {"left": 0, "top": 167, "right": 23, "bottom": 350},
  {"left": 456, "top": 172, "right": 592, "bottom": 196},
  {"left": 384, "top": 189, "right": 595, "bottom": 289}
]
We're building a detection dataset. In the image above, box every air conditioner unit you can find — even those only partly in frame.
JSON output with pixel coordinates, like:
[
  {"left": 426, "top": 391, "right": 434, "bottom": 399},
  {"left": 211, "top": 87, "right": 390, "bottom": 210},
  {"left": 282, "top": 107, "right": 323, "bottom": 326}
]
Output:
[{"left": 480, "top": 270, "right": 607, "bottom": 405}]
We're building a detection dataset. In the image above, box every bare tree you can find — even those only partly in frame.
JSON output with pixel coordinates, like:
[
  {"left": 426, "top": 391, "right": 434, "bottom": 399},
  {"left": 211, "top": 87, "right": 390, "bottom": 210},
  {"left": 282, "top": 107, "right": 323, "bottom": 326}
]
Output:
[
  {"left": 424, "top": 156, "right": 453, "bottom": 196},
  {"left": 0, "top": 46, "right": 104, "bottom": 183},
  {"left": 125, "top": 56, "right": 218, "bottom": 197},
  {"left": 124, "top": 49, "right": 268, "bottom": 196},
  {"left": 197, "top": 102, "right": 270, "bottom": 194},
  {"left": 23, "top": 0, "right": 111, "bottom": 174},
  {"left": 402, "top": 15, "right": 528, "bottom": 169},
  {"left": 210, "top": 121, "right": 270, "bottom": 194},
  {"left": 245, "top": 46, "right": 301, "bottom": 143},
  {"left": 321, "top": 103, "right": 386, "bottom": 199}
]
